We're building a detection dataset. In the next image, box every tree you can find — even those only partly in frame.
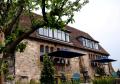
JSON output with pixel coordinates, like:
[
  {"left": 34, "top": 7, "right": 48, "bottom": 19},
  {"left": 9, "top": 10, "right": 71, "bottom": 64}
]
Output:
[
  {"left": 40, "top": 54, "right": 55, "bottom": 84},
  {"left": 0, "top": 0, "right": 88, "bottom": 83}
]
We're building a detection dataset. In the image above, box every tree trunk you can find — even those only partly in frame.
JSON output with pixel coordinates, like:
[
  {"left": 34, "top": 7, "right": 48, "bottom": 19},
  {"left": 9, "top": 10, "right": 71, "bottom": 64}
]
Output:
[{"left": 2, "top": 52, "right": 15, "bottom": 84}]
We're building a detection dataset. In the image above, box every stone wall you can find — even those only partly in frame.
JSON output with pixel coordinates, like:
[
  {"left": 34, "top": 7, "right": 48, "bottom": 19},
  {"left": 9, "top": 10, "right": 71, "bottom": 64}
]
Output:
[
  {"left": 15, "top": 39, "right": 86, "bottom": 81},
  {"left": 15, "top": 38, "right": 112, "bottom": 82},
  {"left": 15, "top": 39, "right": 41, "bottom": 81}
]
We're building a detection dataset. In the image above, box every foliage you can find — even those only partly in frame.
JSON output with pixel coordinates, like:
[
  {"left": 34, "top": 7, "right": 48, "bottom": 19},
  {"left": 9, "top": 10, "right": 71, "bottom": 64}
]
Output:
[
  {"left": 96, "top": 67, "right": 105, "bottom": 76},
  {"left": 0, "top": 60, "right": 9, "bottom": 75},
  {"left": 60, "top": 80, "right": 80, "bottom": 84},
  {"left": 30, "top": 79, "right": 39, "bottom": 84},
  {"left": 0, "top": 0, "right": 89, "bottom": 54},
  {"left": 6, "top": 75, "right": 14, "bottom": 81},
  {"left": 40, "top": 54, "right": 55, "bottom": 84},
  {"left": 117, "top": 69, "right": 120, "bottom": 78},
  {"left": 93, "top": 77, "right": 115, "bottom": 84},
  {"left": 16, "top": 42, "right": 28, "bottom": 52}
]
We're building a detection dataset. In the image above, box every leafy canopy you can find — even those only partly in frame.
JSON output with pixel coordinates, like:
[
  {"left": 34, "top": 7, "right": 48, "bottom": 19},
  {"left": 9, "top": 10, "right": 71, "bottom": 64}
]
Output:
[{"left": 0, "top": 0, "right": 88, "bottom": 54}]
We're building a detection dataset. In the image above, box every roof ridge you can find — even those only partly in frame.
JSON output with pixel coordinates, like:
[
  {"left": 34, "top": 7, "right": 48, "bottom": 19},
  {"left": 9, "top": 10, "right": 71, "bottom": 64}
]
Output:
[{"left": 66, "top": 25, "right": 88, "bottom": 34}]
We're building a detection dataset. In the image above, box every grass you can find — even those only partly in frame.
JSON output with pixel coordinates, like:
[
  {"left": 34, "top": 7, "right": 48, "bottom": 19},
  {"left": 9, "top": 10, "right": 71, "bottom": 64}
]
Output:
[
  {"left": 61, "top": 80, "right": 81, "bottom": 84},
  {"left": 92, "top": 77, "right": 115, "bottom": 84},
  {"left": 15, "top": 80, "right": 81, "bottom": 84}
]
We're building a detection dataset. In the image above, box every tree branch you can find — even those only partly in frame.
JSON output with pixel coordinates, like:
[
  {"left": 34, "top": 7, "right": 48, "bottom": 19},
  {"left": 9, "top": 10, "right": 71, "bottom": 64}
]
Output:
[
  {"left": 4, "top": 0, "right": 12, "bottom": 17},
  {"left": 42, "top": 0, "right": 48, "bottom": 23},
  {"left": 7, "top": 21, "right": 46, "bottom": 53},
  {"left": 1, "top": 0, "right": 12, "bottom": 26},
  {"left": 4, "top": 0, "right": 25, "bottom": 37}
]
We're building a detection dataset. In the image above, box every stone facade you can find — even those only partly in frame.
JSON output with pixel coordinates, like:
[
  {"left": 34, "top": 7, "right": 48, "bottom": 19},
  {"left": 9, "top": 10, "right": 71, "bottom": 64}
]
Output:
[
  {"left": 15, "top": 38, "right": 112, "bottom": 82},
  {"left": 15, "top": 39, "right": 87, "bottom": 81},
  {"left": 15, "top": 39, "right": 41, "bottom": 81}
]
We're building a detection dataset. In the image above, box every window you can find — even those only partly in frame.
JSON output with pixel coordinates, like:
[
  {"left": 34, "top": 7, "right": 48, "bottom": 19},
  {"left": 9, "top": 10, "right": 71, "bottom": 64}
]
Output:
[
  {"left": 57, "top": 30, "right": 62, "bottom": 40},
  {"left": 65, "top": 33, "right": 70, "bottom": 42},
  {"left": 87, "top": 40, "right": 90, "bottom": 48},
  {"left": 85, "top": 39, "right": 88, "bottom": 47},
  {"left": 80, "top": 37, "right": 99, "bottom": 50},
  {"left": 49, "top": 28, "right": 53, "bottom": 37},
  {"left": 44, "top": 28, "right": 48, "bottom": 36},
  {"left": 61, "top": 31, "right": 65, "bottom": 41},
  {"left": 95, "top": 43, "right": 99, "bottom": 50},
  {"left": 82, "top": 38, "right": 86, "bottom": 46},
  {"left": 79, "top": 38, "right": 83, "bottom": 44},
  {"left": 54, "top": 29, "right": 57, "bottom": 39},
  {"left": 92, "top": 41, "right": 95, "bottom": 49},
  {"left": 89, "top": 40, "right": 93, "bottom": 48},
  {"left": 38, "top": 28, "right": 70, "bottom": 42},
  {"left": 40, "top": 45, "right": 44, "bottom": 62},
  {"left": 45, "top": 46, "right": 49, "bottom": 53},
  {"left": 39, "top": 28, "right": 44, "bottom": 35},
  {"left": 40, "top": 45, "right": 44, "bottom": 53}
]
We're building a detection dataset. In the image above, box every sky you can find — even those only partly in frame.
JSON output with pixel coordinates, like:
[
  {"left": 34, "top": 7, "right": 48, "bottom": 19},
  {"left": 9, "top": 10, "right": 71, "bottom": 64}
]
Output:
[{"left": 69, "top": 0, "right": 120, "bottom": 70}]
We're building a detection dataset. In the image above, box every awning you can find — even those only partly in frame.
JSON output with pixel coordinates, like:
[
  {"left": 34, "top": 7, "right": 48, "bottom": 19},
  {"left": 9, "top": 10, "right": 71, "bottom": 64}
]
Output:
[
  {"left": 44, "top": 50, "right": 85, "bottom": 58},
  {"left": 92, "top": 58, "right": 116, "bottom": 63}
]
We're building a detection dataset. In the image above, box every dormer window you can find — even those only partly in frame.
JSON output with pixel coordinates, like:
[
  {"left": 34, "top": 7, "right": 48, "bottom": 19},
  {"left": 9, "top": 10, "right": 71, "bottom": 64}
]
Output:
[
  {"left": 79, "top": 37, "right": 99, "bottom": 50},
  {"left": 38, "top": 28, "right": 70, "bottom": 42}
]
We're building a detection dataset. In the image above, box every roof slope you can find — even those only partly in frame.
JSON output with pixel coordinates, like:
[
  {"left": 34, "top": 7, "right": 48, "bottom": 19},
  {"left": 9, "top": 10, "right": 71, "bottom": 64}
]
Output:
[
  {"left": 66, "top": 26, "right": 109, "bottom": 56},
  {"left": 19, "top": 14, "right": 109, "bottom": 56}
]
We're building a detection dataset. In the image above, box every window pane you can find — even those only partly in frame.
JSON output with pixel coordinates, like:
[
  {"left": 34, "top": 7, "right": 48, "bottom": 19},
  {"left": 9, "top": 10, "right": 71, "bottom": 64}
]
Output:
[
  {"left": 89, "top": 40, "right": 92, "bottom": 48},
  {"left": 65, "top": 33, "right": 70, "bottom": 42},
  {"left": 40, "top": 45, "right": 44, "bottom": 62},
  {"left": 57, "top": 30, "right": 62, "bottom": 40},
  {"left": 85, "top": 39, "right": 88, "bottom": 47},
  {"left": 44, "top": 28, "right": 48, "bottom": 36},
  {"left": 87, "top": 40, "right": 90, "bottom": 48},
  {"left": 39, "top": 28, "right": 44, "bottom": 35},
  {"left": 92, "top": 42, "right": 95, "bottom": 49},
  {"left": 40, "top": 45, "right": 44, "bottom": 53},
  {"left": 95, "top": 43, "right": 99, "bottom": 50},
  {"left": 45, "top": 46, "right": 49, "bottom": 53},
  {"left": 49, "top": 28, "right": 53, "bottom": 37},
  {"left": 54, "top": 29, "right": 57, "bottom": 39},
  {"left": 82, "top": 38, "right": 86, "bottom": 46},
  {"left": 61, "top": 31, "right": 65, "bottom": 41}
]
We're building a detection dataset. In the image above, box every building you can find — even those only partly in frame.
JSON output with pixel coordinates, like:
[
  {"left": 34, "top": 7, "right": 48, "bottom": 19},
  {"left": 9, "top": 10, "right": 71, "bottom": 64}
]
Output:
[{"left": 0, "top": 14, "right": 114, "bottom": 83}]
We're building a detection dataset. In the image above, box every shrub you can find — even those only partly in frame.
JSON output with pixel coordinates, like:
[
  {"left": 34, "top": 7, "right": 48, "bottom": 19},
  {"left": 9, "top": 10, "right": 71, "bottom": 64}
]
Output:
[
  {"left": 40, "top": 54, "right": 55, "bottom": 84},
  {"left": 93, "top": 77, "right": 115, "bottom": 84},
  {"left": 30, "top": 79, "right": 39, "bottom": 84}
]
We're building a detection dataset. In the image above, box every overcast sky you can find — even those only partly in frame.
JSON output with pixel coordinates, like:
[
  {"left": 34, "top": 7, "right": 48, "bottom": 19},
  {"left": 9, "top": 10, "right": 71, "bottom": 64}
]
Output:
[{"left": 69, "top": 0, "right": 120, "bottom": 70}]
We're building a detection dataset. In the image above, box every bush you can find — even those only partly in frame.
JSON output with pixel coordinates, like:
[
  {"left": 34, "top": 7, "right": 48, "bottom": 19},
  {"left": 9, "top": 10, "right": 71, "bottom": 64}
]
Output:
[
  {"left": 15, "top": 79, "right": 40, "bottom": 84},
  {"left": 40, "top": 54, "right": 55, "bottom": 84},
  {"left": 30, "top": 79, "right": 39, "bottom": 84},
  {"left": 93, "top": 77, "right": 115, "bottom": 84}
]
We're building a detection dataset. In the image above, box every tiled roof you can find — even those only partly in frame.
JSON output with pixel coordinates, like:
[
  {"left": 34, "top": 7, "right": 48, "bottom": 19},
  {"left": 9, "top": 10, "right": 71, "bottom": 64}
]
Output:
[
  {"left": 65, "top": 26, "right": 109, "bottom": 56},
  {"left": 19, "top": 13, "right": 110, "bottom": 56}
]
